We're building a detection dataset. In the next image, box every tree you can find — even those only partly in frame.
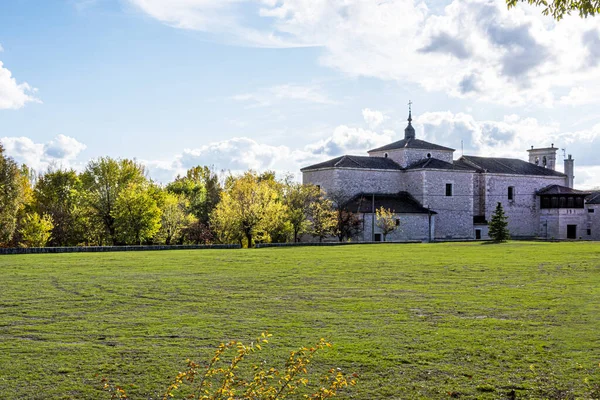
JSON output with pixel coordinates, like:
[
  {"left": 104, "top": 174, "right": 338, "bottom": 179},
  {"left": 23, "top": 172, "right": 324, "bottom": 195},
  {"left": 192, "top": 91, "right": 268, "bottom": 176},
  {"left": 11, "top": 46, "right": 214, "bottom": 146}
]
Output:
[
  {"left": 81, "top": 157, "right": 147, "bottom": 244},
  {"left": 376, "top": 207, "right": 399, "bottom": 242},
  {"left": 283, "top": 182, "right": 321, "bottom": 242},
  {"left": 157, "top": 193, "right": 191, "bottom": 245},
  {"left": 111, "top": 183, "right": 162, "bottom": 245},
  {"left": 18, "top": 212, "right": 54, "bottom": 247},
  {"left": 167, "top": 166, "right": 222, "bottom": 224},
  {"left": 210, "top": 171, "right": 287, "bottom": 247},
  {"left": 0, "top": 145, "right": 29, "bottom": 246},
  {"left": 489, "top": 202, "right": 510, "bottom": 242},
  {"left": 32, "top": 169, "right": 87, "bottom": 246},
  {"left": 328, "top": 190, "right": 362, "bottom": 242},
  {"left": 507, "top": 0, "right": 599, "bottom": 20},
  {"left": 309, "top": 198, "right": 337, "bottom": 242}
]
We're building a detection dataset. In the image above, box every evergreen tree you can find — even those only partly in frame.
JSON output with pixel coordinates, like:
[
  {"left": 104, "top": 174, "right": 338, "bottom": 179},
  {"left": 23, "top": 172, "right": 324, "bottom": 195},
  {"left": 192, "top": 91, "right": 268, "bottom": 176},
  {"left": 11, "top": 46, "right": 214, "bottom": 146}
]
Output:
[{"left": 489, "top": 202, "right": 510, "bottom": 242}]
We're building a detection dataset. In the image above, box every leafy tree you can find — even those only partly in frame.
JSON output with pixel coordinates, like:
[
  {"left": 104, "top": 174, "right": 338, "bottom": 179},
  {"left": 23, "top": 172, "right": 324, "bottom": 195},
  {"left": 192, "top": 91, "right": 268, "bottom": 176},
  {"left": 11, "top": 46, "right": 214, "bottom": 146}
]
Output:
[
  {"left": 157, "top": 193, "right": 192, "bottom": 245},
  {"left": 376, "top": 207, "right": 399, "bottom": 242},
  {"left": 18, "top": 212, "right": 54, "bottom": 248},
  {"left": 210, "top": 171, "right": 287, "bottom": 247},
  {"left": 283, "top": 182, "right": 321, "bottom": 242},
  {"left": 327, "top": 190, "right": 362, "bottom": 242},
  {"left": 111, "top": 183, "right": 162, "bottom": 245},
  {"left": 507, "top": 0, "right": 599, "bottom": 20},
  {"left": 489, "top": 202, "right": 510, "bottom": 242},
  {"left": 167, "top": 166, "right": 221, "bottom": 224},
  {"left": 309, "top": 198, "right": 337, "bottom": 242},
  {"left": 81, "top": 157, "right": 147, "bottom": 244},
  {"left": 0, "top": 145, "right": 29, "bottom": 246},
  {"left": 181, "top": 219, "right": 214, "bottom": 244},
  {"left": 32, "top": 169, "right": 87, "bottom": 246}
]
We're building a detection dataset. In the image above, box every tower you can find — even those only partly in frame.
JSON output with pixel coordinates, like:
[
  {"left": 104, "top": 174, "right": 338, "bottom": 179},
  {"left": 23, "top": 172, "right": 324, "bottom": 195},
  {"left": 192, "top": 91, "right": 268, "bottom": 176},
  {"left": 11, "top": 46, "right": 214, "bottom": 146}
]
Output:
[
  {"left": 527, "top": 144, "right": 557, "bottom": 170},
  {"left": 564, "top": 154, "right": 574, "bottom": 188},
  {"left": 404, "top": 100, "right": 415, "bottom": 140}
]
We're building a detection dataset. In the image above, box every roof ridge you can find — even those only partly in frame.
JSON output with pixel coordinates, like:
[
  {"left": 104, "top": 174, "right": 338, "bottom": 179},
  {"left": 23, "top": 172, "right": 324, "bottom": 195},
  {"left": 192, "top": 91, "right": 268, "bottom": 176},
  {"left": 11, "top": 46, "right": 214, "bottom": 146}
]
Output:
[{"left": 345, "top": 155, "right": 366, "bottom": 168}]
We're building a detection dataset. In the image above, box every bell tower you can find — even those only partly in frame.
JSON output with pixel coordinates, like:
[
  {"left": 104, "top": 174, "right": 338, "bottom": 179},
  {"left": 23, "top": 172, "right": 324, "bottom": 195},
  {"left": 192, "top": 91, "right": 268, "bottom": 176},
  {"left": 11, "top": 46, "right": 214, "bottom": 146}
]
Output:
[{"left": 527, "top": 144, "right": 557, "bottom": 170}]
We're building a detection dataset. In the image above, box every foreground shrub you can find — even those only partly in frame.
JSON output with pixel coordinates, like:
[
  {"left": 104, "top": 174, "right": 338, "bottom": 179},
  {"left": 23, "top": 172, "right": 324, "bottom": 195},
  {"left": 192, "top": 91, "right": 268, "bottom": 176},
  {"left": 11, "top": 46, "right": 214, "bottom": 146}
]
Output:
[{"left": 102, "top": 332, "right": 357, "bottom": 399}]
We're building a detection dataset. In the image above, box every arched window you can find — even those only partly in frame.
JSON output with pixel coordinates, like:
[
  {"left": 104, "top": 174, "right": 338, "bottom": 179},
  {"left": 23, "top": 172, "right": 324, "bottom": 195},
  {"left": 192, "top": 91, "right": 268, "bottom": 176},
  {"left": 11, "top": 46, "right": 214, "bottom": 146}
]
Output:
[
  {"left": 384, "top": 153, "right": 388, "bottom": 158},
  {"left": 543, "top": 156, "right": 547, "bottom": 167},
  {"left": 534, "top": 156, "right": 539, "bottom": 165},
  {"left": 427, "top": 153, "right": 432, "bottom": 158}
]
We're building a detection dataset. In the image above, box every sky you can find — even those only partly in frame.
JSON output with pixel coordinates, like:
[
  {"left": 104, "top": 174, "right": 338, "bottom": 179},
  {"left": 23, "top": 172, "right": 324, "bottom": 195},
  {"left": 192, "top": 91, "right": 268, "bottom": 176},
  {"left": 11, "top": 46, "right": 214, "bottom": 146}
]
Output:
[{"left": 1, "top": 0, "right": 600, "bottom": 188}]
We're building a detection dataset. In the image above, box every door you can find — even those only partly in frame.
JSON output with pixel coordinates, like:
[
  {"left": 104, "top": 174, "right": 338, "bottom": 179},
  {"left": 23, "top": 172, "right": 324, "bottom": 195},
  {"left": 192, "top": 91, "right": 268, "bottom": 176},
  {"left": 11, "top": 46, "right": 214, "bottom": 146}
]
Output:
[
  {"left": 374, "top": 233, "right": 382, "bottom": 242},
  {"left": 567, "top": 225, "right": 577, "bottom": 239},
  {"left": 475, "top": 229, "right": 481, "bottom": 240}
]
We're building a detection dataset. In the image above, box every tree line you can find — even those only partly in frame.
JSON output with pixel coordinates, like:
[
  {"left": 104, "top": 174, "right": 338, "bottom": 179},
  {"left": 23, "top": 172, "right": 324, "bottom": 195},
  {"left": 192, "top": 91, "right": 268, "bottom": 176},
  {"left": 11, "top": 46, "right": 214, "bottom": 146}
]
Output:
[{"left": 0, "top": 144, "right": 374, "bottom": 248}]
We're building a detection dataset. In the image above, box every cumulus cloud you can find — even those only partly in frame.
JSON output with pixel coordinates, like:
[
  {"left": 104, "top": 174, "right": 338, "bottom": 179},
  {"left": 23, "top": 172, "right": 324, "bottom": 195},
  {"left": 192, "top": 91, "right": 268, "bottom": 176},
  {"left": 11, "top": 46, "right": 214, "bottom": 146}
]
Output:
[
  {"left": 362, "top": 108, "right": 387, "bottom": 128},
  {"left": 128, "top": 0, "right": 600, "bottom": 106},
  {"left": 0, "top": 61, "right": 39, "bottom": 109},
  {"left": 1, "top": 135, "right": 86, "bottom": 171}
]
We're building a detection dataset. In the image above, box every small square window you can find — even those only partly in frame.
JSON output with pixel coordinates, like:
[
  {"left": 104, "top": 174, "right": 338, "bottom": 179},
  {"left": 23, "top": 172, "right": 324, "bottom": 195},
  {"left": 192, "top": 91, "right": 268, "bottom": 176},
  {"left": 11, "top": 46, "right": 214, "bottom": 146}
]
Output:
[
  {"left": 588, "top": 208, "right": 595, "bottom": 213},
  {"left": 445, "top": 183, "right": 453, "bottom": 197}
]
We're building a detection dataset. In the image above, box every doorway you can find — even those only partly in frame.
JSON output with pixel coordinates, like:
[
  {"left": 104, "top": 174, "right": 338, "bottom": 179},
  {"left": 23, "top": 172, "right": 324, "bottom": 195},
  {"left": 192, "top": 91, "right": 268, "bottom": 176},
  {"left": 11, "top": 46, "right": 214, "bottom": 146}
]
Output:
[
  {"left": 475, "top": 229, "right": 481, "bottom": 240},
  {"left": 567, "top": 225, "right": 577, "bottom": 239}
]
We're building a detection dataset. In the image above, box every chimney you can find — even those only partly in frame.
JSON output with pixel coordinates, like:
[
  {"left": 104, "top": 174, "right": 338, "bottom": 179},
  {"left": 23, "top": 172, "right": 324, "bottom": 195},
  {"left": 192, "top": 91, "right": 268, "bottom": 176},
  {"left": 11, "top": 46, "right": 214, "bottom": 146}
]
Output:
[{"left": 564, "top": 154, "right": 574, "bottom": 188}]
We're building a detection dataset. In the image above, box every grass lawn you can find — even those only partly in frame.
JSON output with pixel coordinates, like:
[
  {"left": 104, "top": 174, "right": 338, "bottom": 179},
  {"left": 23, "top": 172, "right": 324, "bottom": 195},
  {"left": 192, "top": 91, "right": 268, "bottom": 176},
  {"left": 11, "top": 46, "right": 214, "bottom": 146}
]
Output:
[{"left": 0, "top": 242, "right": 599, "bottom": 399}]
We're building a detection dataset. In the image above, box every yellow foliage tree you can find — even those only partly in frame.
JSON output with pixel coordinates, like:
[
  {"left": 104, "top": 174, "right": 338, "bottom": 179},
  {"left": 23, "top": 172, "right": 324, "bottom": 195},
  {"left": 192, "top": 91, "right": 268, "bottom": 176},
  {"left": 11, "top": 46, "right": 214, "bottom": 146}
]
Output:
[
  {"left": 210, "top": 172, "right": 287, "bottom": 247},
  {"left": 19, "top": 212, "right": 54, "bottom": 248},
  {"left": 309, "top": 198, "right": 337, "bottom": 242},
  {"left": 375, "top": 207, "right": 398, "bottom": 242}
]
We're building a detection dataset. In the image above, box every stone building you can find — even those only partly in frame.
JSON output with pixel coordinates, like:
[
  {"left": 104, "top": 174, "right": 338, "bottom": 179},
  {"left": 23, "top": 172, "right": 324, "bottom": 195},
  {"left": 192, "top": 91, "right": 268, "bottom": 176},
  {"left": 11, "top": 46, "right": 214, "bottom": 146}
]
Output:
[{"left": 301, "top": 109, "right": 598, "bottom": 241}]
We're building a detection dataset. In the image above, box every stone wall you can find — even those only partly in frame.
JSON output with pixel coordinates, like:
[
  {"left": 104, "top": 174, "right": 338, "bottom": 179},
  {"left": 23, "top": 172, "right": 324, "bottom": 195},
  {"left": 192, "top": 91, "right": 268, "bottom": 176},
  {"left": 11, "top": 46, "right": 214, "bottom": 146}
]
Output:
[
  {"left": 539, "top": 209, "right": 588, "bottom": 239},
  {"left": 586, "top": 205, "right": 600, "bottom": 240},
  {"left": 303, "top": 168, "right": 403, "bottom": 199},
  {"left": 482, "top": 173, "right": 566, "bottom": 238},
  {"left": 420, "top": 169, "right": 474, "bottom": 240},
  {"left": 369, "top": 148, "right": 454, "bottom": 168},
  {"left": 361, "top": 212, "right": 432, "bottom": 242}
]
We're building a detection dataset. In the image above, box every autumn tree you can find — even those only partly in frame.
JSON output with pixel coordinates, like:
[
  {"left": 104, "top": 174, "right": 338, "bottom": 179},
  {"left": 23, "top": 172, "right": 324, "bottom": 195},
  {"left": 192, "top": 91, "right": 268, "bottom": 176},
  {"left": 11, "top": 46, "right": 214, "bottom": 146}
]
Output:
[
  {"left": 283, "top": 182, "right": 321, "bottom": 242},
  {"left": 81, "top": 157, "right": 147, "bottom": 244},
  {"left": 309, "top": 198, "right": 337, "bottom": 242},
  {"left": 489, "top": 202, "right": 510, "bottom": 242},
  {"left": 167, "top": 166, "right": 221, "bottom": 224},
  {"left": 507, "top": 0, "right": 599, "bottom": 19},
  {"left": 32, "top": 168, "right": 87, "bottom": 246},
  {"left": 210, "top": 171, "right": 287, "bottom": 247},
  {"left": 328, "top": 189, "right": 362, "bottom": 242},
  {"left": 19, "top": 212, "right": 54, "bottom": 248},
  {"left": 0, "top": 145, "right": 29, "bottom": 246},
  {"left": 157, "top": 193, "right": 192, "bottom": 245},
  {"left": 111, "top": 183, "right": 162, "bottom": 245},
  {"left": 376, "top": 207, "right": 398, "bottom": 242}
]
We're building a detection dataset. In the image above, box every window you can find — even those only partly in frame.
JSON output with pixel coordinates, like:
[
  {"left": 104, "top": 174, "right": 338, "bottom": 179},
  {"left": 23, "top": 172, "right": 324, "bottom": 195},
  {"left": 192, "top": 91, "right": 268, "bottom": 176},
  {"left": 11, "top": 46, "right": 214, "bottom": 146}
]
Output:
[
  {"left": 587, "top": 229, "right": 592, "bottom": 236},
  {"left": 395, "top": 218, "right": 400, "bottom": 226},
  {"left": 589, "top": 208, "right": 595, "bottom": 213},
  {"left": 426, "top": 153, "right": 432, "bottom": 158},
  {"left": 384, "top": 153, "right": 388, "bottom": 158},
  {"left": 508, "top": 186, "right": 515, "bottom": 201},
  {"left": 542, "top": 156, "right": 547, "bottom": 167},
  {"left": 374, "top": 233, "right": 382, "bottom": 242},
  {"left": 445, "top": 183, "right": 453, "bottom": 197}
]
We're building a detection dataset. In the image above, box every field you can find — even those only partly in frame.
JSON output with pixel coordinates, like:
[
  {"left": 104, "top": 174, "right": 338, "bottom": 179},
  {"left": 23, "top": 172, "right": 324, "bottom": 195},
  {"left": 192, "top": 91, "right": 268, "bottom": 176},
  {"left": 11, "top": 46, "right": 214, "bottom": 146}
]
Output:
[{"left": 0, "top": 242, "right": 599, "bottom": 399}]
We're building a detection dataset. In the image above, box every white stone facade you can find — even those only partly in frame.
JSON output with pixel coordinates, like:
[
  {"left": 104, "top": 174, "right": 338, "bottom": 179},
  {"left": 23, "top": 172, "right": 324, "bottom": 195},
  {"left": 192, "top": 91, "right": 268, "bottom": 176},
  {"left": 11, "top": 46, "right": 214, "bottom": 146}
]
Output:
[{"left": 301, "top": 117, "right": 597, "bottom": 242}]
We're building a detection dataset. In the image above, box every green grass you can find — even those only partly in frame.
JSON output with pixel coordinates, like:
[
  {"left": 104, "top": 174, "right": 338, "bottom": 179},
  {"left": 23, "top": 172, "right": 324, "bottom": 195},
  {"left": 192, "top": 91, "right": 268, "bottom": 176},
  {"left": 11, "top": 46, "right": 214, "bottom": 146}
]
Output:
[{"left": 0, "top": 242, "right": 599, "bottom": 399}]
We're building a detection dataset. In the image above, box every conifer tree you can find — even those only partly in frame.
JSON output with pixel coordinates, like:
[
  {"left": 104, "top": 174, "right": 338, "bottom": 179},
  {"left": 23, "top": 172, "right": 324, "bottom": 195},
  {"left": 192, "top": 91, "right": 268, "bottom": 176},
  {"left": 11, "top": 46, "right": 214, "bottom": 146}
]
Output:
[{"left": 489, "top": 202, "right": 510, "bottom": 242}]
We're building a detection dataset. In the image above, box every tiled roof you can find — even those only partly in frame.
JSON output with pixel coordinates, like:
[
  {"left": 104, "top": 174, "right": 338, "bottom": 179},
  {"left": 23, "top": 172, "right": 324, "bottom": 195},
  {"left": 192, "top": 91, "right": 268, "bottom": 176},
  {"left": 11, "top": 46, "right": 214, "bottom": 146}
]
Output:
[
  {"left": 405, "top": 157, "right": 475, "bottom": 171},
  {"left": 459, "top": 155, "right": 566, "bottom": 177},
  {"left": 300, "top": 155, "right": 402, "bottom": 172},
  {"left": 537, "top": 185, "right": 591, "bottom": 196},
  {"left": 368, "top": 138, "right": 454, "bottom": 152},
  {"left": 343, "top": 192, "right": 435, "bottom": 214},
  {"left": 586, "top": 191, "right": 600, "bottom": 204}
]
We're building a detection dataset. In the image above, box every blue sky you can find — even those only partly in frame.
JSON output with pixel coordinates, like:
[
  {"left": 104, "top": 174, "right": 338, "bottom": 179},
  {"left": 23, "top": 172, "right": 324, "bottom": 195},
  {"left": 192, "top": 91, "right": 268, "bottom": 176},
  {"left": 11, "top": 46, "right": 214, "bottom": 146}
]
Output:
[{"left": 1, "top": 0, "right": 600, "bottom": 187}]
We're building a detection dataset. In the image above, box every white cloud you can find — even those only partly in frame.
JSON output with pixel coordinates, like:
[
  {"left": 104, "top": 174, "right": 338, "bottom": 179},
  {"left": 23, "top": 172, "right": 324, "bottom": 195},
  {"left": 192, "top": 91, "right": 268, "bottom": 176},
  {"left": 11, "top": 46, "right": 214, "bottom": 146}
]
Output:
[
  {"left": 362, "top": 108, "right": 387, "bottom": 128},
  {"left": 306, "top": 125, "right": 394, "bottom": 156},
  {"left": 232, "top": 84, "right": 335, "bottom": 108},
  {"left": 0, "top": 61, "right": 39, "bottom": 109},
  {"left": 129, "top": 0, "right": 600, "bottom": 106},
  {"left": 1, "top": 135, "right": 86, "bottom": 172}
]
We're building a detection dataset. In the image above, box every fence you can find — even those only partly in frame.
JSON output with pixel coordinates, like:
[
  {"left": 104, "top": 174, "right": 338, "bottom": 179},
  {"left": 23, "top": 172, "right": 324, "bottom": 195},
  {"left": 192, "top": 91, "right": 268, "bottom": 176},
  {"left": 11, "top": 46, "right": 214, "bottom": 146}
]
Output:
[{"left": 0, "top": 244, "right": 240, "bottom": 255}]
